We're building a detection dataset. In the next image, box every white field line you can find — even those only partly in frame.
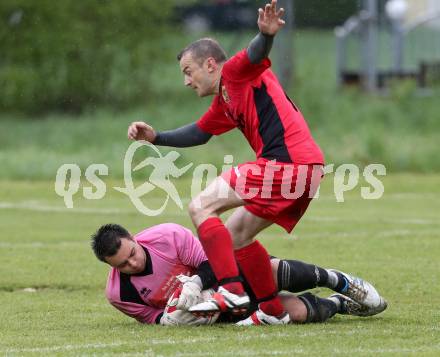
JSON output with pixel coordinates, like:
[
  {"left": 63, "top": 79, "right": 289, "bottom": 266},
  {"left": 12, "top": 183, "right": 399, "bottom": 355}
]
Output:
[
  {"left": 173, "top": 344, "right": 440, "bottom": 356},
  {"left": 319, "top": 192, "right": 439, "bottom": 200},
  {"left": 261, "top": 228, "right": 439, "bottom": 241},
  {"left": 4, "top": 342, "right": 126, "bottom": 354},
  {"left": 3, "top": 334, "right": 288, "bottom": 354},
  {"left": 4, "top": 339, "right": 440, "bottom": 356},
  {"left": 304, "top": 216, "right": 440, "bottom": 226},
  {"left": 0, "top": 200, "right": 439, "bottom": 225},
  {"left": 0, "top": 241, "right": 83, "bottom": 248},
  {"left": 175, "top": 345, "right": 440, "bottom": 356},
  {"left": 0, "top": 201, "right": 127, "bottom": 215},
  {"left": 0, "top": 228, "right": 436, "bottom": 249}
]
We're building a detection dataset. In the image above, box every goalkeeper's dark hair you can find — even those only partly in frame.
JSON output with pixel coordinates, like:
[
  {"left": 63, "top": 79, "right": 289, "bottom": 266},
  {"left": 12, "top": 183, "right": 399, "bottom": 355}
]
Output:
[
  {"left": 91, "top": 224, "right": 131, "bottom": 262},
  {"left": 177, "top": 38, "right": 227, "bottom": 65}
]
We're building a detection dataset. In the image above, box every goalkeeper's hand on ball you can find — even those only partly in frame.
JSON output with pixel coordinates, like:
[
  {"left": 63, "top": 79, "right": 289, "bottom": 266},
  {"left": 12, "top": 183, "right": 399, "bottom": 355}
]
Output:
[
  {"left": 175, "top": 274, "right": 203, "bottom": 310},
  {"left": 160, "top": 287, "right": 219, "bottom": 326}
]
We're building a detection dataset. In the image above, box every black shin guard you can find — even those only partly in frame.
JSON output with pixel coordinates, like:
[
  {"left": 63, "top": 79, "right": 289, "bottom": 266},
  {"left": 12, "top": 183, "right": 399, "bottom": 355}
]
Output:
[
  {"left": 277, "top": 260, "right": 329, "bottom": 292},
  {"left": 298, "top": 292, "right": 338, "bottom": 323}
]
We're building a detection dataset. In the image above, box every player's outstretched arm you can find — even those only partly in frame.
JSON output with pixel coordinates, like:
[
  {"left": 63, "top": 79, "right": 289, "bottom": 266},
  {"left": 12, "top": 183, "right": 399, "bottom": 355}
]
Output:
[
  {"left": 154, "top": 123, "right": 212, "bottom": 147},
  {"left": 247, "top": 0, "right": 285, "bottom": 64},
  {"left": 128, "top": 122, "right": 212, "bottom": 147}
]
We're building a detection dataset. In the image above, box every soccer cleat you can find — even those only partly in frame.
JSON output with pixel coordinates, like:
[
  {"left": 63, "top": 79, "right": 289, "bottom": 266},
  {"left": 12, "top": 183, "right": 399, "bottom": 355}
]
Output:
[
  {"left": 329, "top": 293, "right": 386, "bottom": 317},
  {"left": 188, "top": 286, "right": 250, "bottom": 316},
  {"left": 330, "top": 270, "right": 388, "bottom": 313},
  {"left": 236, "top": 310, "right": 291, "bottom": 326}
]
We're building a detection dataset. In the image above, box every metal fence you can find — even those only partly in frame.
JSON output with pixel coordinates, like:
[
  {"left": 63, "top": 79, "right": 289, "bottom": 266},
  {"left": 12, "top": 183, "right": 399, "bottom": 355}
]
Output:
[{"left": 336, "top": 0, "right": 440, "bottom": 91}]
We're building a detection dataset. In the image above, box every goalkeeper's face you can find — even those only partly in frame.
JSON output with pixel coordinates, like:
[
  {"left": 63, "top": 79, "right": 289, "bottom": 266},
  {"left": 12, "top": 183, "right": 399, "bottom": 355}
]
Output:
[{"left": 104, "top": 238, "right": 147, "bottom": 274}]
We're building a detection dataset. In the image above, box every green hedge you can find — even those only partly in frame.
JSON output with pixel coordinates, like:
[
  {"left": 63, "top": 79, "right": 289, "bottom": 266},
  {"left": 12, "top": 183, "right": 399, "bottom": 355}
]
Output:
[
  {"left": 294, "top": 0, "right": 358, "bottom": 28},
  {"left": 0, "top": 0, "right": 177, "bottom": 113}
]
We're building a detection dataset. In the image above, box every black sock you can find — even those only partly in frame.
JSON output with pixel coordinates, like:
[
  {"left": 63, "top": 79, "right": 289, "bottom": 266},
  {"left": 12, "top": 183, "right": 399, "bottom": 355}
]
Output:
[
  {"left": 277, "top": 260, "right": 329, "bottom": 292},
  {"left": 328, "top": 294, "right": 347, "bottom": 314},
  {"left": 298, "top": 292, "right": 338, "bottom": 323},
  {"left": 334, "top": 273, "right": 349, "bottom": 293}
]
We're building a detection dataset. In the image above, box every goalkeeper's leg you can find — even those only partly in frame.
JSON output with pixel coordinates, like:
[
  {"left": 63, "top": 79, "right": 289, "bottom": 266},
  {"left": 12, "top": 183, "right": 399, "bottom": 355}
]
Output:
[
  {"left": 273, "top": 258, "right": 347, "bottom": 293},
  {"left": 273, "top": 258, "right": 387, "bottom": 315},
  {"left": 295, "top": 292, "right": 339, "bottom": 323},
  {"left": 288, "top": 291, "right": 379, "bottom": 322}
]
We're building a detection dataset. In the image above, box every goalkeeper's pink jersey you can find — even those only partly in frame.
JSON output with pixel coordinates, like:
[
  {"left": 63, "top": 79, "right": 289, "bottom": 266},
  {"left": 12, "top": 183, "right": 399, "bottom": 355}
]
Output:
[{"left": 105, "top": 223, "right": 207, "bottom": 324}]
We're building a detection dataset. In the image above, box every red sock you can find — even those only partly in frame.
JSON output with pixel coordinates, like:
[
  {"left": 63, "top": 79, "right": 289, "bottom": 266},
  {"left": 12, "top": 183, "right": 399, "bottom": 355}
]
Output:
[
  {"left": 235, "top": 241, "right": 284, "bottom": 316},
  {"left": 198, "top": 217, "right": 244, "bottom": 294}
]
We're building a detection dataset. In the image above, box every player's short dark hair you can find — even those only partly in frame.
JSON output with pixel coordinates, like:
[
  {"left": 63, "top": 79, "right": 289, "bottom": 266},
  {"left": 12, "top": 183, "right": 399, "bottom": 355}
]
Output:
[
  {"left": 91, "top": 224, "right": 131, "bottom": 262},
  {"left": 177, "top": 38, "right": 227, "bottom": 65}
]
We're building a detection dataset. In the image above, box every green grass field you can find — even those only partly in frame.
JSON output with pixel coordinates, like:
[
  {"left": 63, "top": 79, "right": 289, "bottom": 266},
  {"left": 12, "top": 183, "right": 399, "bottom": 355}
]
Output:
[{"left": 1, "top": 173, "right": 439, "bottom": 356}]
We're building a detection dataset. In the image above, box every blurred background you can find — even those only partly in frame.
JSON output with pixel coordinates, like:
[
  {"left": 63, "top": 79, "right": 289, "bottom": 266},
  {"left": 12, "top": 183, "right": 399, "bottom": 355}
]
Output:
[{"left": 1, "top": 0, "right": 439, "bottom": 180}]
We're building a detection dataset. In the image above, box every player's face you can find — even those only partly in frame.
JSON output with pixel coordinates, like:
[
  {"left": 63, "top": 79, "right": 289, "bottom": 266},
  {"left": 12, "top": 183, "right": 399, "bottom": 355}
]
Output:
[
  {"left": 179, "top": 52, "right": 217, "bottom": 97},
  {"left": 105, "top": 238, "right": 146, "bottom": 274}
]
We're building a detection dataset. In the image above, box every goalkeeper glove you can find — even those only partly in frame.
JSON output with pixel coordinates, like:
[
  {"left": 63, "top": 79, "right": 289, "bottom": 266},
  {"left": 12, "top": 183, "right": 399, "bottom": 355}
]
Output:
[
  {"left": 160, "top": 287, "right": 219, "bottom": 326},
  {"left": 175, "top": 274, "right": 203, "bottom": 310}
]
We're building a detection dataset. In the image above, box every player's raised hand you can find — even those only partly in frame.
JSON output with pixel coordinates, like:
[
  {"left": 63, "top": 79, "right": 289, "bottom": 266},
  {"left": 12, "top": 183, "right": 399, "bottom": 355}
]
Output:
[
  {"left": 127, "top": 121, "right": 156, "bottom": 142},
  {"left": 257, "top": 0, "right": 285, "bottom": 36}
]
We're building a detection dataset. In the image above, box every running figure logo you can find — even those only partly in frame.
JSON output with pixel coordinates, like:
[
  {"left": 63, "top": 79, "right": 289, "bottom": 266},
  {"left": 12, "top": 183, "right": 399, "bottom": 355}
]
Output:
[{"left": 114, "top": 141, "right": 192, "bottom": 216}]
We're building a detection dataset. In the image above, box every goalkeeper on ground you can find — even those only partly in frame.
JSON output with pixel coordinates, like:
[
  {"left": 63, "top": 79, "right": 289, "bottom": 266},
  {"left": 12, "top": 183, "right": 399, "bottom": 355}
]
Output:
[{"left": 91, "top": 223, "right": 386, "bottom": 325}]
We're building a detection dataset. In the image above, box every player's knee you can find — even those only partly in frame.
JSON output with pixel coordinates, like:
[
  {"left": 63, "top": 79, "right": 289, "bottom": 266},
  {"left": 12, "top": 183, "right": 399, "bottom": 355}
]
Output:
[
  {"left": 188, "top": 198, "right": 213, "bottom": 225},
  {"left": 188, "top": 199, "right": 198, "bottom": 218},
  {"left": 188, "top": 199, "right": 202, "bottom": 220},
  {"left": 226, "top": 224, "right": 241, "bottom": 244},
  {"left": 232, "top": 235, "right": 254, "bottom": 250},
  {"left": 270, "top": 259, "right": 280, "bottom": 289}
]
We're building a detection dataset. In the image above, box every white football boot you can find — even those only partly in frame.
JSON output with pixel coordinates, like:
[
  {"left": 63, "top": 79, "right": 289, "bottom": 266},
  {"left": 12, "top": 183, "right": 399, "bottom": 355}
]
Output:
[
  {"left": 236, "top": 310, "right": 291, "bottom": 326},
  {"left": 328, "top": 293, "right": 387, "bottom": 317},
  {"left": 188, "top": 286, "right": 250, "bottom": 316},
  {"left": 330, "top": 270, "right": 388, "bottom": 314}
]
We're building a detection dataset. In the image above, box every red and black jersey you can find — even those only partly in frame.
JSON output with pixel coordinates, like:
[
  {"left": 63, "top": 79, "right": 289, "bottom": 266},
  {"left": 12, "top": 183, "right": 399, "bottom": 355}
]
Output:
[{"left": 196, "top": 49, "right": 324, "bottom": 165}]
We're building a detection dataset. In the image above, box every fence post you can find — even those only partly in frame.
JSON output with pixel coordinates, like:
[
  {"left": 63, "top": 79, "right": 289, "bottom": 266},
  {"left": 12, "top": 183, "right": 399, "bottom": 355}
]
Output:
[
  {"left": 275, "top": 0, "right": 294, "bottom": 90},
  {"left": 335, "top": 27, "right": 347, "bottom": 88},
  {"left": 362, "top": 0, "right": 378, "bottom": 91}
]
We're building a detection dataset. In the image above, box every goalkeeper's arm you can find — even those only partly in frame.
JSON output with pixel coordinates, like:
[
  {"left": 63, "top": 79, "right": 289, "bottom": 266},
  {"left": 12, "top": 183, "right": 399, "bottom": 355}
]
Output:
[{"left": 196, "top": 260, "right": 217, "bottom": 289}]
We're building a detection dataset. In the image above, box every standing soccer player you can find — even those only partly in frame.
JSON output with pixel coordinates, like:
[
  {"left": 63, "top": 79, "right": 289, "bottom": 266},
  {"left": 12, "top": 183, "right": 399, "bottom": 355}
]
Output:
[{"left": 127, "top": 0, "right": 385, "bottom": 324}]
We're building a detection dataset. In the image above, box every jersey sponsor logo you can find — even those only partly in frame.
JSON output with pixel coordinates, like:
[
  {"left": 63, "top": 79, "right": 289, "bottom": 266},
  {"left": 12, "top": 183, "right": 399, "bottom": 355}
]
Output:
[
  {"left": 149, "top": 265, "right": 194, "bottom": 308},
  {"left": 140, "top": 287, "right": 152, "bottom": 298}
]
